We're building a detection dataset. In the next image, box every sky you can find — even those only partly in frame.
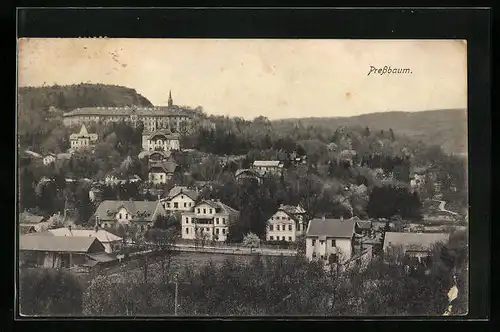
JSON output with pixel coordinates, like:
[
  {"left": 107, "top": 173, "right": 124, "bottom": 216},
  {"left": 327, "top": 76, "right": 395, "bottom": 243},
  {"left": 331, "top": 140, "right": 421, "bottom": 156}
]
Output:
[{"left": 18, "top": 38, "right": 467, "bottom": 120}]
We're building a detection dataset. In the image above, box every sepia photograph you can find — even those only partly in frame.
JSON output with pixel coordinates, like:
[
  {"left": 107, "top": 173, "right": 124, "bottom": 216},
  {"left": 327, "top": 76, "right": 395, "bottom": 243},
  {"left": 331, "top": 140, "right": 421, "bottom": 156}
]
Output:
[{"left": 16, "top": 38, "right": 468, "bottom": 317}]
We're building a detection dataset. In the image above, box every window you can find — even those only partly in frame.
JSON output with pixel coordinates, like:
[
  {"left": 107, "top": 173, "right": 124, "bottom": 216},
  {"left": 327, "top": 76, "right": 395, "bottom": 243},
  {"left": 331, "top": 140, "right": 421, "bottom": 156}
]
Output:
[
  {"left": 288, "top": 236, "right": 292, "bottom": 241},
  {"left": 160, "top": 174, "right": 163, "bottom": 180},
  {"left": 269, "top": 225, "right": 273, "bottom": 231},
  {"left": 210, "top": 209, "right": 213, "bottom": 214},
  {"left": 167, "top": 202, "right": 171, "bottom": 208},
  {"left": 174, "top": 202, "right": 178, "bottom": 208},
  {"left": 223, "top": 218, "right": 226, "bottom": 224},
  {"left": 186, "top": 228, "right": 189, "bottom": 234},
  {"left": 181, "top": 195, "right": 184, "bottom": 199},
  {"left": 331, "top": 239, "right": 336, "bottom": 247},
  {"left": 197, "top": 208, "right": 200, "bottom": 213},
  {"left": 216, "top": 228, "right": 220, "bottom": 234},
  {"left": 312, "top": 239, "right": 316, "bottom": 246},
  {"left": 288, "top": 225, "right": 292, "bottom": 231},
  {"left": 320, "top": 240, "right": 325, "bottom": 245},
  {"left": 297, "top": 224, "right": 301, "bottom": 231},
  {"left": 282, "top": 236, "right": 285, "bottom": 241},
  {"left": 270, "top": 236, "right": 274, "bottom": 240},
  {"left": 184, "top": 202, "right": 187, "bottom": 207},
  {"left": 185, "top": 217, "right": 189, "bottom": 223},
  {"left": 312, "top": 252, "right": 317, "bottom": 258},
  {"left": 320, "top": 255, "right": 324, "bottom": 260},
  {"left": 189, "top": 202, "right": 192, "bottom": 207},
  {"left": 203, "top": 209, "right": 206, "bottom": 214},
  {"left": 222, "top": 229, "right": 226, "bottom": 234},
  {"left": 119, "top": 213, "right": 122, "bottom": 219}
]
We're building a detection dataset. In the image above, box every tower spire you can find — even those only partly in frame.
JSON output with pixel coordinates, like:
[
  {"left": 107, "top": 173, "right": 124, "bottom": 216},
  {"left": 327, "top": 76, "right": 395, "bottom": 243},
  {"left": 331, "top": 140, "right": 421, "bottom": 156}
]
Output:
[{"left": 168, "top": 90, "right": 173, "bottom": 107}]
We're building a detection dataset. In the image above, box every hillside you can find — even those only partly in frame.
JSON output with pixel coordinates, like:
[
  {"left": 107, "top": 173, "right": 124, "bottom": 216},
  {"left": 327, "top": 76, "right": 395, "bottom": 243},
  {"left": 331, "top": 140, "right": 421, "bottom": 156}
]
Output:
[
  {"left": 272, "top": 109, "right": 467, "bottom": 155},
  {"left": 18, "top": 83, "right": 153, "bottom": 113}
]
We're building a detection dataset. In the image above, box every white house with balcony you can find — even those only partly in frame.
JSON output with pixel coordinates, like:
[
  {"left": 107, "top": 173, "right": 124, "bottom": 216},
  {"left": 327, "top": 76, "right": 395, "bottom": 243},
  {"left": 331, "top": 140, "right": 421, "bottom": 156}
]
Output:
[
  {"left": 266, "top": 204, "right": 307, "bottom": 242},
  {"left": 180, "top": 199, "right": 239, "bottom": 242},
  {"left": 142, "top": 128, "right": 180, "bottom": 152},
  {"left": 251, "top": 160, "right": 284, "bottom": 177},
  {"left": 305, "top": 217, "right": 357, "bottom": 264},
  {"left": 160, "top": 186, "right": 200, "bottom": 212}
]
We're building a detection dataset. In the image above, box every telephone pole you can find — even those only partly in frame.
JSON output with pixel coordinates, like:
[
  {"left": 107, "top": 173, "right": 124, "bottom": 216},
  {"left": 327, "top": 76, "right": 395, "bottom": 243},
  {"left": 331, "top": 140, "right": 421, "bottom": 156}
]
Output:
[{"left": 174, "top": 274, "right": 179, "bottom": 316}]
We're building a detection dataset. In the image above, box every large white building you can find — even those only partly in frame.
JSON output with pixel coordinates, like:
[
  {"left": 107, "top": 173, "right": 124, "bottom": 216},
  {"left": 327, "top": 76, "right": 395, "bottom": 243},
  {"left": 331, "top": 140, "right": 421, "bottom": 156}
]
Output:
[
  {"left": 142, "top": 128, "right": 181, "bottom": 152},
  {"left": 181, "top": 199, "right": 239, "bottom": 242},
  {"left": 160, "top": 186, "right": 199, "bottom": 212},
  {"left": 62, "top": 91, "right": 193, "bottom": 133},
  {"left": 69, "top": 124, "right": 98, "bottom": 151},
  {"left": 305, "top": 218, "right": 357, "bottom": 264},
  {"left": 266, "top": 204, "right": 307, "bottom": 242},
  {"left": 251, "top": 160, "right": 284, "bottom": 177}
]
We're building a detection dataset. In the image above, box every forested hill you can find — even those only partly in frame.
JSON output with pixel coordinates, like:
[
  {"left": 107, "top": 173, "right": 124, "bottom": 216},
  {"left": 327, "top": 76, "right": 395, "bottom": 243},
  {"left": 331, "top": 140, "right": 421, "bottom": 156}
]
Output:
[
  {"left": 273, "top": 109, "right": 467, "bottom": 155},
  {"left": 18, "top": 83, "right": 153, "bottom": 112}
]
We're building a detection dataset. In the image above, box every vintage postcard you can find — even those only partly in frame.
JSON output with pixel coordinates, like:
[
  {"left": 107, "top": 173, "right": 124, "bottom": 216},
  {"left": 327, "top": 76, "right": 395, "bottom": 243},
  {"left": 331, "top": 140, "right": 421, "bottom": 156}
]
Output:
[{"left": 17, "top": 38, "right": 468, "bottom": 317}]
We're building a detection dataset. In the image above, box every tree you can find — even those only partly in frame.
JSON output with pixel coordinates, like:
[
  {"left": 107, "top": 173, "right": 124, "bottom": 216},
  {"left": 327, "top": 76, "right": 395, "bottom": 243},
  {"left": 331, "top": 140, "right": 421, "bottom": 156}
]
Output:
[
  {"left": 242, "top": 232, "right": 261, "bottom": 252},
  {"left": 19, "top": 268, "right": 83, "bottom": 316},
  {"left": 144, "top": 228, "right": 177, "bottom": 283}
]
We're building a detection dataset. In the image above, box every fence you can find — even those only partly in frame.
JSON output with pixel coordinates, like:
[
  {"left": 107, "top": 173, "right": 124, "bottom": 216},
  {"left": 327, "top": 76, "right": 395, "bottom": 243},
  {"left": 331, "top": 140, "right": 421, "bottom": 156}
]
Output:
[{"left": 174, "top": 238, "right": 297, "bottom": 250}]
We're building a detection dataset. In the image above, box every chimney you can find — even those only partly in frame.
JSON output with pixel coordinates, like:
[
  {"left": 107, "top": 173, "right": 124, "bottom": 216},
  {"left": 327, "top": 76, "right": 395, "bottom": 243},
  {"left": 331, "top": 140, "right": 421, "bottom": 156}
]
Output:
[
  {"left": 94, "top": 224, "right": 99, "bottom": 233},
  {"left": 68, "top": 225, "right": 72, "bottom": 234}
]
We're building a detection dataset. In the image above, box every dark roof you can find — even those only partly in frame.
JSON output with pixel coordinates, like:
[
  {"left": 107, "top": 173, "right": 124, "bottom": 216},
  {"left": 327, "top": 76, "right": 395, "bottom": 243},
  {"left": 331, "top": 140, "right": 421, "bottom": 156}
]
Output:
[
  {"left": 279, "top": 205, "right": 306, "bottom": 215},
  {"left": 383, "top": 232, "right": 450, "bottom": 252},
  {"left": 63, "top": 106, "right": 192, "bottom": 117},
  {"left": 19, "top": 212, "right": 46, "bottom": 224},
  {"left": 148, "top": 128, "right": 180, "bottom": 140},
  {"left": 149, "top": 161, "right": 178, "bottom": 174},
  {"left": 356, "top": 220, "right": 372, "bottom": 230},
  {"left": 94, "top": 200, "right": 161, "bottom": 222},
  {"left": 235, "top": 169, "right": 261, "bottom": 178},
  {"left": 307, "top": 218, "right": 357, "bottom": 238},
  {"left": 20, "top": 233, "right": 104, "bottom": 253}
]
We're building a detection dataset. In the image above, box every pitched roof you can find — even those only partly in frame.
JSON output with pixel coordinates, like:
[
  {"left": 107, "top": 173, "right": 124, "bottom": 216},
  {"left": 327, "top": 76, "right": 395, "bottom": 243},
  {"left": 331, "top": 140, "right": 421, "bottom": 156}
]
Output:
[
  {"left": 383, "top": 232, "right": 450, "bottom": 252},
  {"left": 148, "top": 128, "right": 180, "bottom": 140},
  {"left": 19, "top": 212, "right": 46, "bottom": 224},
  {"left": 20, "top": 233, "right": 103, "bottom": 252},
  {"left": 94, "top": 200, "right": 160, "bottom": 222},
  {"left": 253, "top": 160, "right": 283, "bottom": 167},
  {"left": 356, "top": 220, "right": 372, "bottom": 230},
  {"left": 194, "top": 199, "right": 239, "bottom": 215},
  {"left": 63, "top": 106, "right": 192, "bottom": 117},
  {"left": 306, "top": 218, "right": 357, "bottom": 238},
  {"left": 235, "top": 169, "right": 261, "bottom": 178},
  {"left": 166, "top": 186, "right": 199, "bottom": 201},
  {"left": 87, "top": 252, "right": 118, "bottom": 263},
  {"left": 48, "top": 227, "right": 122, "bottom": 243},
  {"left": 279, "top": 204, "right": 306, "bottom": 215},
  {"left": 149, "top": 161, "right": 178, "bottom": 173}
]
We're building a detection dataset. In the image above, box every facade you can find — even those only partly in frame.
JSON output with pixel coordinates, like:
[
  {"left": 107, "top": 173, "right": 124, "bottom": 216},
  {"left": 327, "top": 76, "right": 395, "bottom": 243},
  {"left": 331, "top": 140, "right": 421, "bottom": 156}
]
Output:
[
  {"left": 148, "top": 161, "right": 178, "bottom": 185},
  {"left": 383, "top": 232, "right": 450, "bottom": 262},
  {"left": 138, "top": 150, "right": 173, "bottom": 163},
  {"left": 266, "top": 204, "right": 307, "bottom": 242},
  {"left": 48, "top": 226, "right": 123, "bottom": 254},
  {"left": 43, "top": 154, "right": 57, "bottom": 165},
  {"left": 92, "top": 200, "right": 167, "bottom": 230},
  {"left": 142, "top": 129, "right": 181, "bottom": 152},
  {"left": 160, "top": 186, "right": 199, "bottom": 212},
  {"left": 62, "top": 91, "right": 192, "bottom": 133},
  {"left": 19, "top": 233, "right": 112, "bottom": 269},
  {"left": 305, "top": 218, "right": 357, "bottom": 264},
  {"left": 69, "top": 124, "right": 98, "bottom": 151},
  {"left": 251, "top": 160, "right": 284, "bottom": 177},
  {"left": 181, "top": 199, "right": 239, "bottom": 242}
]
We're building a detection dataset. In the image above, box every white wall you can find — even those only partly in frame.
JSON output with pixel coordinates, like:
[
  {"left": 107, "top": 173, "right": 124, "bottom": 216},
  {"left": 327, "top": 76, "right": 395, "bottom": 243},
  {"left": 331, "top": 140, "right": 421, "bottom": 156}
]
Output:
[
  {"left": 165, "top": 194, "right": 195, "bottom": 212},
  {"left": 306, "top": 236, "right": 352, "bottom": 263}
]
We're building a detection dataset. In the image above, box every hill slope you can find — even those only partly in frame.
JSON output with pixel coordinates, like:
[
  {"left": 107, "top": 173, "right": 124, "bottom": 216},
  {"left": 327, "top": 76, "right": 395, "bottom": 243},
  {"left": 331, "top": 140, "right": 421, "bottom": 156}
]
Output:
[
  {"left": 18, "top": 83, "right": 153, "bottom": 112},
  {"left": 272, "top": 109, "right": 467, "bottom": 155}
]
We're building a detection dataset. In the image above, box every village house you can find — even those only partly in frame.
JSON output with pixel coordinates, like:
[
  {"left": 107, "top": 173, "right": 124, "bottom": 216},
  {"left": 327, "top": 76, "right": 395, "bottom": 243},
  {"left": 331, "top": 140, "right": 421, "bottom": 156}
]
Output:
[
  {"left": 148, "top": 161, "right": 178, "bottom": 185},
  {"left": 266, "top": 204, "right": 307, "bottom": 242},
  {"left": 235, "top": 168, "right": 262, "bottom": 184},
  {"left": 69, "top": 124, "right": 98, "bottom": 152},
  {"left": 383, "top": 232, "right": 450, "bottom": 263},
  {"left": 43, "top": 153, "right": 57, "bottom": 165},
  {"left": 62, "top": 91, "right": 193, "bottom": 133},
  {"left": 305, "top": 217, "right": 358, "bottom": 264},
  {"left": 181, "top": 199, "right": 240, "bottom": 242},
  {"left": 92, "top": 200, "right": 167, "bottom": 230},
  {"left": 160, "top": 186, "right": 199, "bottom": 212},
  {"left": 251, "top": 160, "right": 284, "bottom": 177},
  {"left": 48, "top": 226, "right": 123, "bottom": 254},
  {"left": 19, "top": 232, "right": 117, "bottom": 269},
  {"left": 142, "top": 128, "right": 181, "bottom": 152}
]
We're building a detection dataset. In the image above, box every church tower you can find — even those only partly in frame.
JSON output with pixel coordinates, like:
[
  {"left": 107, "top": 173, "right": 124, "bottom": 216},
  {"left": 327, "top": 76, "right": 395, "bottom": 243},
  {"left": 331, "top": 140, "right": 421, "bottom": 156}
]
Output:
[{"left": 168, "top": 90, "right": 173, "bottom": 107}]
